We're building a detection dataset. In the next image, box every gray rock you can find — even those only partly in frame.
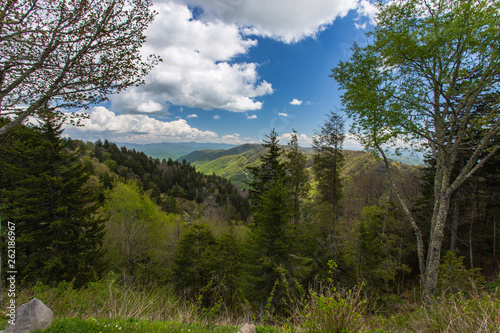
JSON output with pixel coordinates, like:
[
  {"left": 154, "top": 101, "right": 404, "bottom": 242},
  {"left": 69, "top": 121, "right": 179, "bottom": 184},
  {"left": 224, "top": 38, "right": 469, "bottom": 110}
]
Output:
[
  {"left": 237, "top": 323, "right": 256, "bottom": 333},
  {"left": 4, "top": 298, "right": 53, "bottom": 333}
]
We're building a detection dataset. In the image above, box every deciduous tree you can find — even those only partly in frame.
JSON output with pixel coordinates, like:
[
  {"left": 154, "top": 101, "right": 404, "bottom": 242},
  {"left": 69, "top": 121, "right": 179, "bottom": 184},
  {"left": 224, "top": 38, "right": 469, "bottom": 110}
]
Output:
[
  {"left": 332, "top": 0, "right": 500, "bottom": 301},
  {"left": 0, "top": 0, "right": 159, "bottom": 135}
]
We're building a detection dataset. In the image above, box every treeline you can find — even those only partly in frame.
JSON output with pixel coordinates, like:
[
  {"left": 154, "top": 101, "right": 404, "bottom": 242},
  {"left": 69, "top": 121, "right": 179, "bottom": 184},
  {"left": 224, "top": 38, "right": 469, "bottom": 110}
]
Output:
[{"left": 84, "top": 138, "right": 250, "bottom": 220}]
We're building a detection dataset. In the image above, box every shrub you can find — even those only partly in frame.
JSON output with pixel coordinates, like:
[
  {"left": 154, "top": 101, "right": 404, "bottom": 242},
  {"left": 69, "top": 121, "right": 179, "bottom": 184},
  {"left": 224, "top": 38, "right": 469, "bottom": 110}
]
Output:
[{"left": 302, "top": 286, "right": 366, "bottom": 333}]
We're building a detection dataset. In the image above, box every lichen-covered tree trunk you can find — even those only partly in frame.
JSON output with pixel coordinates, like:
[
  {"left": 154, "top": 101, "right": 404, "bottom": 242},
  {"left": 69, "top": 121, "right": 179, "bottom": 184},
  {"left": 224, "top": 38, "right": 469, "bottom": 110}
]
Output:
[{"left": 422, "top": 191, "right": 452, "bottom": 302}]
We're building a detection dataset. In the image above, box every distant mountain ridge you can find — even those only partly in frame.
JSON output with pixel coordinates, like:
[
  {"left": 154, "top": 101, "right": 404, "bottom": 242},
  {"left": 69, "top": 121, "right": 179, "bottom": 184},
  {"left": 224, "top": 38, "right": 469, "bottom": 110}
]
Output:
[
  {"left": 117, "top": 142, "right": 237, "bottom": 160},
  {"left": 179, "top": 143, "right": 262, "bottom": 164},
  {"left": 177, "top": 144, "right": 421, "bottom": 189}
]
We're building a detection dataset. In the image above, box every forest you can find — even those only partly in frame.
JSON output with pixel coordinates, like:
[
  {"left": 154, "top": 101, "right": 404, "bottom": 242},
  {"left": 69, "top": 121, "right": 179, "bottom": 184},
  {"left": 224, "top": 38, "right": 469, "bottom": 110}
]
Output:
[{"left": 0, "top": 109, "right": 498, "bottom": 332}]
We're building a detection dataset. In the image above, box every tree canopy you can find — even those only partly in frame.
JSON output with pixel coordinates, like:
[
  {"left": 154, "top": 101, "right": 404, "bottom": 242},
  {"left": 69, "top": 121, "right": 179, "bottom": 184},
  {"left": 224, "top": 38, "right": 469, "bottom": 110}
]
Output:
[
  {"left": 0, "top": 0, "right": 160, "bottom": 135},
  {"left": 332, "top": 0, "right": 500, "bottom": 301}
]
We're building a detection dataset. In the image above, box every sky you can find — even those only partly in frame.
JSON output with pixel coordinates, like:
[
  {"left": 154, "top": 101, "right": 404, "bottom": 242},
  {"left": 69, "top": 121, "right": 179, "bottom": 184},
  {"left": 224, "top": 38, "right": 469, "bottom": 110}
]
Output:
[{"left": 63, "top": 0, "right": 378, "bottom": 149}]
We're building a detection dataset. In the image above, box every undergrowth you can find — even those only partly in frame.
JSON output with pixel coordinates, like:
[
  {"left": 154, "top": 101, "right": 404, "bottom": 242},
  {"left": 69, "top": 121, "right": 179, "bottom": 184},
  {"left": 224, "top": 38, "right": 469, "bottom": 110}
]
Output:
[{"left": 3, "top": 272, "right": 500, "bottom": 333}]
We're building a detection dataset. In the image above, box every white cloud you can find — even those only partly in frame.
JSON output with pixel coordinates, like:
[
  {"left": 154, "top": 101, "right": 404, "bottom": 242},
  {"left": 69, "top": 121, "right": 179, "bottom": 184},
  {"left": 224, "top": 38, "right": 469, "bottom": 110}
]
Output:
[
  {"left": 279, "top": 132, "right": 312, "bottom": 146},
  {"left": 112, "top": 2, "right": 273, "bottom": 114},
  {"left": 289, "top": 98, "right": 302, "bottom": 105},
  {"left": 354, "top": 22, "right": 367, "bottom": 30},
  {"left": 247, "top": 114, "right": 257, "bottom": 119},
  {"left": 187, "top": 114, "right": 198, "bottom": 118},
  {"left": 178, "top": 0, "right": 359, "bottom": 43},
  {"left": 63, "top": 107, "right": 256, "bottom": 145},
  {"left": 357, "top": 0, "right": 378, "bottom": 25},
  {"left": 278, "top": 112, "right": 288, "bottom": 117},
  {"left": 137, "top": 101, "right": 163, "bottom": 113},
  {"left": 213, "top": 115, "right": 221, "bottom": 120},
  {"left": 65, "top": 106, "right": 220, "bottom": 143},
  {"left": 344, "top": 133, "right": 364, "bottom": 150}
]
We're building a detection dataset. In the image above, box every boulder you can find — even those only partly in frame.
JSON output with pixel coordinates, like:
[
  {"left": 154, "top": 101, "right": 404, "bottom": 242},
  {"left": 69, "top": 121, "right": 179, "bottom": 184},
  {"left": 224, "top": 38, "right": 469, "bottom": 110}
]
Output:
[
  {"left": 4, "top": 298, "right": 53, "bottom": 333},
  {"left": 237, "top": 323, "right": 256, "bottom": 333}
]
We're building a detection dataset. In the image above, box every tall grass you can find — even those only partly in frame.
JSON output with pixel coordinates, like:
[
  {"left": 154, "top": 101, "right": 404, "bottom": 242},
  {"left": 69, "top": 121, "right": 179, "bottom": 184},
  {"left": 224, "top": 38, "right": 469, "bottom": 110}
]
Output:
[
  {"left": 10, "top": 274, "right": 500, "bottom": 332},
  {"left": 13, "top": 273, "right": 251, "bottom": 326}
]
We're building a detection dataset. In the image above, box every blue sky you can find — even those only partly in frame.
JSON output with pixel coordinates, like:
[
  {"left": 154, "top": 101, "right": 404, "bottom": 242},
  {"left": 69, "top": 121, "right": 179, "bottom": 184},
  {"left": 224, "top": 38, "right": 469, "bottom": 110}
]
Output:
[{"left": 64, "top": 0, "right": 377, "bottom": 148}]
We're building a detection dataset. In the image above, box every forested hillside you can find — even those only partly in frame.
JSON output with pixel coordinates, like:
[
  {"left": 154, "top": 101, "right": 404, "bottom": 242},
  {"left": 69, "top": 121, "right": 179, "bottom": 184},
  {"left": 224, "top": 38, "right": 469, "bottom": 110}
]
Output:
[
  {"left": 181, "top": 143, "right": 419, "bottom": 191},
  {"left": 1, "top": 109, "right": 499, "bottom": 331}
]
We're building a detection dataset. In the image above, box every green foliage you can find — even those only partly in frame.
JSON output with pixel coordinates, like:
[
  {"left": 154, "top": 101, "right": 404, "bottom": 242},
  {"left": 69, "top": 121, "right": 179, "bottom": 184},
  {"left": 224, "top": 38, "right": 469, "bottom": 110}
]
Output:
[
  {"left": 90, "top": 139, "right": 250, "bottom": 221},
  {"left": 0, "top": 117, "right": 105, "bottom": 287},
  {"left": 437, "top": 251, "right": 485, "bottom": 295},
  {"left": 312, "top": 112, "right": 345, "bottom": 224},
  {"left": 172, "top": 224, "right": 218, "bottom": 305},
  {"left": 172, "top": 224, "right": 245, "bottom": 311},
  {"left": 101, "top": 181, "right": 175, "bottom": 284},
  {"left": 303, "top": 286, "right": 366, "bottom": 333},
  {"left": 285, "top": 129, "right": 311, "bottom": 224},
  {"left": 34, "top": 317, "right": 238, "bottom": 333},
  {"left": 332, "top": 0, "right": 500, "bottom": 300},
  {"left": 245, "top": 130, "right": 304, "bottom": 310}
]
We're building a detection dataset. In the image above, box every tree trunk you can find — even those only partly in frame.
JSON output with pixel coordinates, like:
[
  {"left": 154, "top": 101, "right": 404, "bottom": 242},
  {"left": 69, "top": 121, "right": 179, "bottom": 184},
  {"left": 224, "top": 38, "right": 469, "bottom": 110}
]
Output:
[
  {"left": 450, "top": 199, "right": 459, "bottom": 253},
  {"left": 422, "top": 192, "right": 452, "bottom": 303}
]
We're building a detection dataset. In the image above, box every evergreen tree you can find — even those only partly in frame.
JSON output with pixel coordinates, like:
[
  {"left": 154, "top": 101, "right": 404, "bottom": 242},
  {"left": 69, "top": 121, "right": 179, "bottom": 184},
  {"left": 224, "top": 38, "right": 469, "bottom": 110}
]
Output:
[
  {"left": 312, "top": 111, "right": 345, "bottom": 226},
  {"left": 247, "top": 129, "right": 288, "bottom": 208},
  {"left": 286, "top": 129, "right": 310, "bottom": 224},
  {"left": 0, "top": 116, "right": 104, "bottom": 286},
  {"left": 172, "top": 223, "right": 218, "bottom": 307},
  {"left": 245, "top": 130, "right": 302, "bottom": 310}
]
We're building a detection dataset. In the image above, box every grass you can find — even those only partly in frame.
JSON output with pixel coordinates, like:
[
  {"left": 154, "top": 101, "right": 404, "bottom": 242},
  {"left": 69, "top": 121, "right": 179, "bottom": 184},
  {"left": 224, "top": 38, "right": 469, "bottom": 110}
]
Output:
[
  {"left": 33, "top": 317, "right": 239, "bottom": 333},
  {"left": 3, "top": 275, "right": 500, "bottom": 333}
]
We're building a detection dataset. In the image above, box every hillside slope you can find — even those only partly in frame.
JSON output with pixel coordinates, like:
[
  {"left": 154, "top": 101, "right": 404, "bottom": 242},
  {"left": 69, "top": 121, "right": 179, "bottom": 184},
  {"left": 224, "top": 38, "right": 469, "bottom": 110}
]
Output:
[{"left": 179, "top": 145, "right": 421, "bottom": 190}]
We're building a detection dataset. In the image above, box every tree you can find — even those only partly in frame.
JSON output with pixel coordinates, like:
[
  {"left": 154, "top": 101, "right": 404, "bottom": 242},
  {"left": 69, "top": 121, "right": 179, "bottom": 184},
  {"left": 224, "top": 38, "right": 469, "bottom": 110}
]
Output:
[
  {"left": 312, "top": 111, "right": 345, "bottom": 226},
  {"left": 172, "top": 224, "right": 218, "bottom": 306},
  {"left": 245, "top": 130, "right": 298, "bottom": 309},
  {"left": 0, "top": 116, "right": 104, "bottom": 286},
  {"left": 0, "top": 0, "right": 159, "bottom": 135},
  {"left": 247, "top": 129, "right": 288, "bottom": 208},
  {"left": 286, "top": 129, "right": 310, "bottom": 224},
  {"left": 101, "top": 180, "right": 172, "bottom": 284},
  {"left": 331, "top": 0, "right": 500, "bottom": 301}
]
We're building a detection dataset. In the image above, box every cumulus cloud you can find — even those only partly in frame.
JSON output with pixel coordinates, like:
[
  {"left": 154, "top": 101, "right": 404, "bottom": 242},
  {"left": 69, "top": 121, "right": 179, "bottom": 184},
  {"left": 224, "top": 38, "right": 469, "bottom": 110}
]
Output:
[
  {"left": 112, "top": 2, "right": 273, "bottom": 114},
  {"left": 108, "top": 1, "right": 377, "bottom": 114},
  {"left": 279, "top": 132, "right": 312, "bottom": 146},
  {"left": 290, "top": 98, "right": 302, "bottom": 105},
  {"left": 63, "top": 106, "right": 231, "bottom": 143},
  {"left": 213, "top": 115, "right": 221, "bottom": 120},
  {"left": 247, "top": 114, "right": 257, "bottom": 119},
  {"left": 187, "top": 114, "right": 198, "bottom": 118},
  {"left": 278, "top": 112, "right": 288, "bottom": 117},
  {"left": 177, "top": 0, "right": 359, "bottom": 43},
  {"left": 357, "top": 0, "right": 378, "bottom": 25}
]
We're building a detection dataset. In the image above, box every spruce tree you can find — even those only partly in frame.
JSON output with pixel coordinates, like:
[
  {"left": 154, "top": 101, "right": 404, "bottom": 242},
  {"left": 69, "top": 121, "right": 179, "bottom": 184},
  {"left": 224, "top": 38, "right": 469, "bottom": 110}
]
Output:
[
  {"left": 0, "top": 116, "right": 104, "bottom": 286},
  {"left": 245, "top": 130, "right": 298, "bottom": 309},
  {"left": 312, "top": 111, "right": 345, "bottom": 226},
  {"left": 286, "top": 129, "right": 310, "bottom": 224}
]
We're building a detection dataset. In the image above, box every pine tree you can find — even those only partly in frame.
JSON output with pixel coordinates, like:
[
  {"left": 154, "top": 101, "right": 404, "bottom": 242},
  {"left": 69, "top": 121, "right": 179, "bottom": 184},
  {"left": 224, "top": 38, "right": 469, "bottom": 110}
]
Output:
[{"left": 0, "top": 116, "right": 104, "bottom": 286}]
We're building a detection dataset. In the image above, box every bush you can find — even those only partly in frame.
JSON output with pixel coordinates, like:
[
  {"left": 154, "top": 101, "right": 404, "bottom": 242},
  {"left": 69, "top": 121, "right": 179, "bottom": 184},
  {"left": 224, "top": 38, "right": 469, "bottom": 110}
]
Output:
[
  {"left": 302, "top": 286, "right": 366, "bottom": 333},
  {"left": 437, "top": 251, "right": 485, "bottom": 295}
]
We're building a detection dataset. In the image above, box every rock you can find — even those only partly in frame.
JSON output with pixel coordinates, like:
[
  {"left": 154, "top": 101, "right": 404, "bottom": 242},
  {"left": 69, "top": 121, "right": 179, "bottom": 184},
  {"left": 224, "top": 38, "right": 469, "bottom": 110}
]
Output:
[
  {"left": 237, "top": 323, "right": 256, "bottom": 333},
  {"left": 4, "top": 298, "right": 53, "bottom": 333}
]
